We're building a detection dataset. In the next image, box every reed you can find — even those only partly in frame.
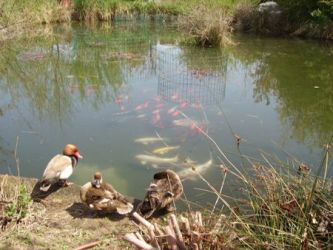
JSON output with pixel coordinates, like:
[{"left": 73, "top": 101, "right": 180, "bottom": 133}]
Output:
[
  {"left": 0, "top": 0, "right": 70, "bottom": 41},
  {"left": 178, "top": 4, "right": 234, "bottom": 47}
]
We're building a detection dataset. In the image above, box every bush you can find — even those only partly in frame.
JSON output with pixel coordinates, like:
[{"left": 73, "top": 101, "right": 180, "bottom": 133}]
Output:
[
  {"left": 178, "top": 5, "right": 233, "bottom": 47},
  {"left": 5, "top": 184, "right": 31, "bottom": 222},
  {"left": 276, "top": 0, "right": 333, "bottom": 23}
]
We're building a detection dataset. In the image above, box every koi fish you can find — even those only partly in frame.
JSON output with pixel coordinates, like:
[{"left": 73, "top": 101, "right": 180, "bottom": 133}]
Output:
[
  {"left": 134, "top": 137, "right": 165, "bottom": 145},
  {"left": 152, "top": 110, "right": 161, "bottom": 125},
  {"left": 180, "top": 101, "right": 188, "bottom": 109},
  {"left": 135, "top": 101, "right": 149, "bottom": 111},
  {"left": 135, "top": 154, "right": 178, "bottom": 166},
  {"left": 178, "top": 156, "right": 213, "bottom": 180},
  {"left": 173, "top": 118, "right": 194, "bottom": 127},
  {"left": 152, "top": 146, "right": 180, "bottom": 155},
  {"left": 173, "top": 118, "right": 207, "bottom": 130},
  {"left": 167, "top": 106, "right": 178, "bottom": 114},
  {"left": 115, "top": 96, "right": 123, "bottom": 104},
  {"left": 171, "top": 93, "right": 180, "bottom": 101},
  {"left": 191, "top": 102, "right": 202, "bottom": 109},
  {"left": 171, "top": 110, "right": 181, "bottom": 117}
]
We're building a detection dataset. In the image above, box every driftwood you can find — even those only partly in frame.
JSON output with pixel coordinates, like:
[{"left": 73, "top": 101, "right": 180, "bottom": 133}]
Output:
[{"left": 124, "top": 211, "right": 224, "bottom": 249}]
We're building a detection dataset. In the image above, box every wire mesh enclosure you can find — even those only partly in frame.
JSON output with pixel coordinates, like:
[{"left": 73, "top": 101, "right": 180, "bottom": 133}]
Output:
[{"left": 156, "top": 44, "right": 227, "bottom": 105}]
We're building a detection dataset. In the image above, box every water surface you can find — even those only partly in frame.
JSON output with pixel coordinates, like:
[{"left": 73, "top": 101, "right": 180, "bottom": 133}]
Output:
[{"left": 0, "top": 21, "right": 332, "bottom": 207}]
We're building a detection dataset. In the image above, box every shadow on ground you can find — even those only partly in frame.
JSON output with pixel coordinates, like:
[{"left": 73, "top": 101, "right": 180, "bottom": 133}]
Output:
[{"left": 30, "top": 181, "right": 63, "bottom": 201}]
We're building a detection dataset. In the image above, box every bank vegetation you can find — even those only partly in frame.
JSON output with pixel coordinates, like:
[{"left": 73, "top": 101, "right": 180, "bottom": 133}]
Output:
[
  {"left": 1, "top": 0, "right": 333, "bottom": 43},
  {"left": 1, "top": 144, "right": 333, "bottom": 249}
]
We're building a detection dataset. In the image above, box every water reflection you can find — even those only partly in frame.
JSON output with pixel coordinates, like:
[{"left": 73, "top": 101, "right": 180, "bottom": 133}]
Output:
[
  {"left": 157, "top": 44, "right": 227, "bottom": 105},
  {"left": 226, "top": 37, "right": 333, "bottom": 146},
  {"left": 0, "top": 22, "right": 332, "bottom": 203}
]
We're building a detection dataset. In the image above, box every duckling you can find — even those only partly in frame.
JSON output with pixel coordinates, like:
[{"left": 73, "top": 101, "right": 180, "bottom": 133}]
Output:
[
  {"left": 40, "top": 144, "right": 83, "bottom": 192},
  {"left": 80, "top": 172, "right": 133, "bottom": 215},
  {"left": 139, "top": 169, "right": 183, "bottom": 219}
]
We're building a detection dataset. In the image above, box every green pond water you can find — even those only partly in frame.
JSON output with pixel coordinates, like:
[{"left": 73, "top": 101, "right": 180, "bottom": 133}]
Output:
[{"left": 0, "top": 20, "right": 333, "bottom": 207}]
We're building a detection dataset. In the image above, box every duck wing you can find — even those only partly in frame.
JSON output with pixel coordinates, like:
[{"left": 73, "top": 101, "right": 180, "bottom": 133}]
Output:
[
  {"left": 154, "top": 170, "right": 183, "bottom": 199},
  {"left": 80, "top": 182, "right": 92, "bottom": 202},
  {"left": 42, "top": 155, "right": 72, "bottom": 181}
]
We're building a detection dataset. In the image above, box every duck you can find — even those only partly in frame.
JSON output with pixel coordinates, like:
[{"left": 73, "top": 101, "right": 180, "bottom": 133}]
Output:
[
  {"left": 80, "top": 172, "right": 133, "bottom": 215},
  {"left": 139, "top": 169, "right": 183, "bottom": 219},
  {"left": 39, "top": 144, "right": 83, "bottom": 192}
]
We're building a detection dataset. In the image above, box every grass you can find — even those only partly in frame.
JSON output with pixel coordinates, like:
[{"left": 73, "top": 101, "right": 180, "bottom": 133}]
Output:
[
  {"left": 137, "top": 112, "right": 333, "bottom": 249},
  {"left": 0, "top": 0, "right": 70, "bottom": 41},
  {"left": 1, "top": 0, "right": 333, "bottom": 43},
  {"left": 124, "top": 148, "right": 333, "bottom": 249},
  {"left": 178, "top": 4, "right": 234, "bottom": 47},
  {"left": 0, "top": 175, "right": 32, "bottom": 230},
  {"left": 0, "top": 175, "right": 134, "bottom": 249}
]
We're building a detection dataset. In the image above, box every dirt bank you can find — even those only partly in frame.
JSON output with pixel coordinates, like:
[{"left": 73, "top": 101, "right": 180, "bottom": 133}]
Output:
[{"left": 0, "top": 175, "right": 136, "bottom": 249}]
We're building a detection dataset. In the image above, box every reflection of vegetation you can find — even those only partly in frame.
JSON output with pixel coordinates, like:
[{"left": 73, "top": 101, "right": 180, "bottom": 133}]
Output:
[
  {"left": 0, "top": 0, "right": 70, "bottom": 41},
  {"left": 227, "top": 37, "right": 333, "bottom": 146},
  {"left": 180, "top": 46, "right": 228, "bottom": 73},
  {"left": 0, "top": 22, "right": 179, "bottom": 121}
]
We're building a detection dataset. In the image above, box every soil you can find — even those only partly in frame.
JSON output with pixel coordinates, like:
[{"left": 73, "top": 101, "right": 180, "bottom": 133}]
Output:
[{"left": 0, "top": 175, "right": 139, "bottom": 250}]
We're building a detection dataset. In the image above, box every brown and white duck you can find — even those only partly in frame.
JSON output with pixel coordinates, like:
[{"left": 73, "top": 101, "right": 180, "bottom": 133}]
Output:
[
  {"left": 40, "top": 144, "right": 83, "bottom": 192},
  {"left": 139, "top": 169, "right": 183, "bottom": 219},
  {"left": 80, "top": 172, "right": 133, "bottom": 215}
]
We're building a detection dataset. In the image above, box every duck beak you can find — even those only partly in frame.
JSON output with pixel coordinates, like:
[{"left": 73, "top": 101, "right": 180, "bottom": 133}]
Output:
[{"left": 75, "top": 151, "right": 83, "bottom": 159}]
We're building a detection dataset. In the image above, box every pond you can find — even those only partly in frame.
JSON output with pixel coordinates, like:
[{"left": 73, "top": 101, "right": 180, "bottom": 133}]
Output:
[{"left": 0, "top": 20, "right": 333, "bottom": 207}]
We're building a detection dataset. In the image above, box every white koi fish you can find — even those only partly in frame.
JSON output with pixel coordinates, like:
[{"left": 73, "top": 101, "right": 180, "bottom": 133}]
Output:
[
  {"left": 152, "top": 146, "right": 180, "bottom": 155},
  {"left": 134, "top": 137, "right": 165, "bottom": 145},
  {"left": 136, "top": 154, "right": 178, "bottom": 167},
  {"left": 178, "top": 156, "right": 213, "bottom": 180}
]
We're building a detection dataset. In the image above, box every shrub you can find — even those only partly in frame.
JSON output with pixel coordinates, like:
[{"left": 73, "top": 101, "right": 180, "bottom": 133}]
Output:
[
  {"left": 178, "top": 5, "right": 233, "bottom": 47},
  {"left": 4, "top": 184, "right": 31, "bottom": 223},
  {"left": 276, "top": 0, "right": 333, "bottom": 23}
]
